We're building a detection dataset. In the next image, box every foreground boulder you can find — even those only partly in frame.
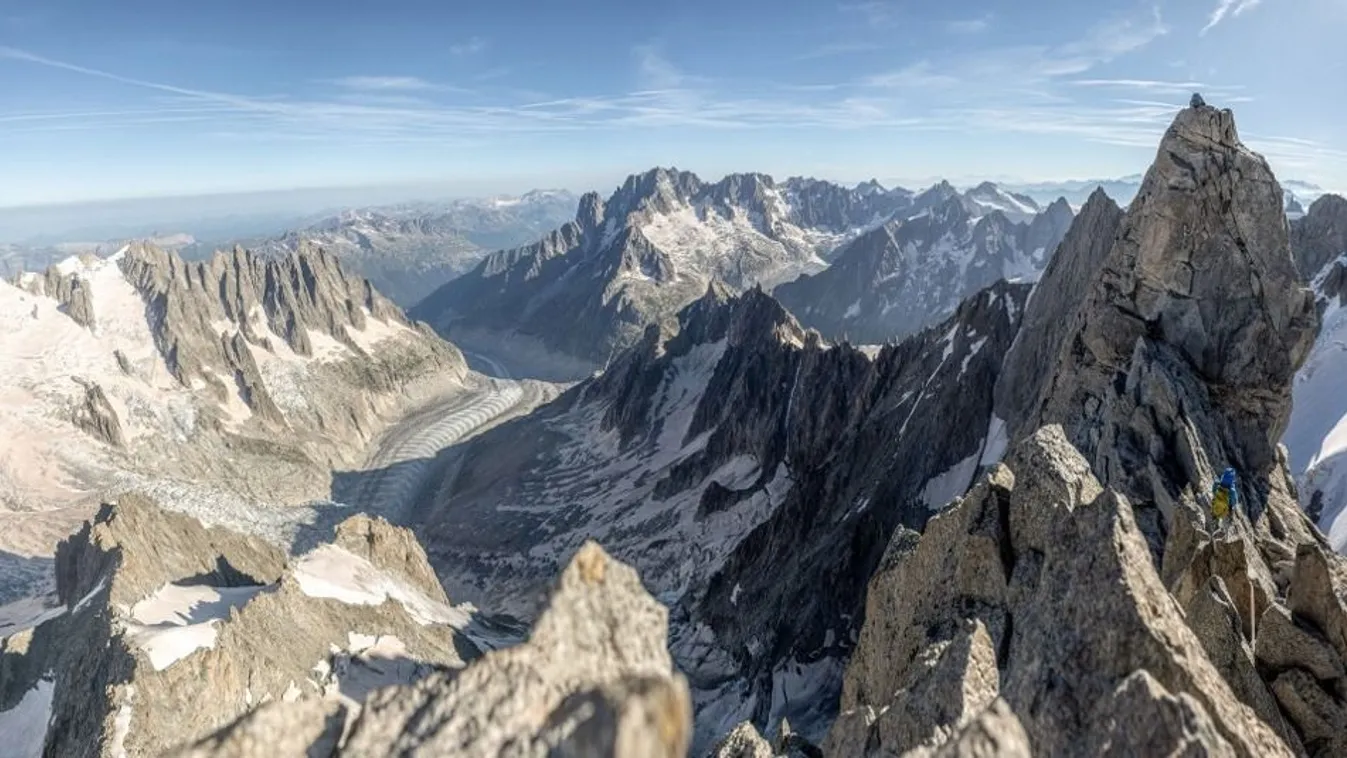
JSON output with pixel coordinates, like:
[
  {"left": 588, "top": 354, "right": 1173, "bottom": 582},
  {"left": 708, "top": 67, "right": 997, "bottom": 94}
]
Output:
[
  {"left": 0, "top": 495, "right": 478, "bottom": 756},
  {"left": 0, "top": 495, "right": 690, "bottom": 757},
  {"left": 176, "top": 541, "right": 693, "bottom": 758},
  {"left": 827, "top": 427, "right": 1324, "bottom": 756}
]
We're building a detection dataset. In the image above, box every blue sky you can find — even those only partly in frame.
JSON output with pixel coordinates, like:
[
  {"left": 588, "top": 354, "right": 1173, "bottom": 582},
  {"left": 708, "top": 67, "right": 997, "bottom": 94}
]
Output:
[{"left": 1, "top": 0, "right": 1344, "bottom": 207}]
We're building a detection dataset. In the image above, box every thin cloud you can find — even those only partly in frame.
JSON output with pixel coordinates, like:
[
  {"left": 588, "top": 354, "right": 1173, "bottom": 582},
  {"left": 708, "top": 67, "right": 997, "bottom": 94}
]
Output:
[
  {"left": 331, "top": 76, "right": 438, "bottom": 91},
  {"left": 1, "top": 41, "right": 1336, "bottom": 188},
  {"left": 947, "top": 14, "right": 993, "bottom": 34},
  {"left": 450, "top": 36, "right": 488, "bottom": 56},
  {"left": 1073, "top": 79, "right": 1211, "bottom": 91},
  {"left": 839, "top": 1, "right": 900, "bottom": 27},
  {"left": 863, "top": 60, "right": 962, "bottom": 89},
  {"left": 796, "top": 41, "right": 881, "bottom": 60},
  {"left": 1202, "top": 0, "right": 1263, "bottom": 35}
]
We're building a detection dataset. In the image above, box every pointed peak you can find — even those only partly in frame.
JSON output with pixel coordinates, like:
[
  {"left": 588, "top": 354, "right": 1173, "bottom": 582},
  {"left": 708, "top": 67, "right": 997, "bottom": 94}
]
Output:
[
  {"left": 856, "top": 178, "right": 887, "bottom": 195},
  {"left": 700, "top": 278, "right": 734, "bottom": 305},
  {"left": 1164, "top": 102, "right": 1241, "bottom": 152},
  {"left": 576, "top": 191, "right": 605, "bottom": 231},
  {"left": 1083, "top": 186, "right": 1116, "bottom": 207},
  {"left": 1045, "top": 196, "right": 1074, "bottom": 214}
]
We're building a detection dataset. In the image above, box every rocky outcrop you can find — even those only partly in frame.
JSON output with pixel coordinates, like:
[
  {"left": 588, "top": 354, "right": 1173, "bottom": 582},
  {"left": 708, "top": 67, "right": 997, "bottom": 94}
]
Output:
[
  {"left": 410, "top": 168, "right": 911, "bottom": 373},
  {"left": 828, "top": 102, "right": 1347, "bottom": 758},
  {"left": 1291, "top": 194, "right": 1347, "bottom": 281},
  {"left": 774, "top": 194, "right": 1073, "bottom": 345},
  {"left": 994, "top": 189, "right": 1123, "bottom": 437},
  {"left": 1026, "top": 102, "right": 1317, "bottom": 528},
  {"left": 417, "top": 279, "right": 1029, "bottom": 748},
  {"left": 70, "top": 379, "right": 126, "bottom": 448},
  {"left": 712, "top": 719, "right": 823, "bottom": 758},
  {"left": 159, "top": 541, "right": 692, "bottom": 758},
  {"left": 112, "top": 241, "right": 467, "bottom": 465},
  {"left": 120, "top": 241, "right": 419, "bottom": 379},
  {"left": 827, "top": 428, "right": 1295, "bottom": 757},
  {"left": 19, "top": 262, "right": 100, "bottom": 329},
  {"left": 0, "top": 494, "right": 484, "bottom": 757}
]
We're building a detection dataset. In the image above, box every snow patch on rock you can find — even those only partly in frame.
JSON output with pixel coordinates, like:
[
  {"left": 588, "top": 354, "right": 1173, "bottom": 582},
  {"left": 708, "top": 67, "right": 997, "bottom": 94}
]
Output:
[
  {"left": 292, "top": 545, "right": 472, "bottom": 628},
  {"left": 124, "top": 583, "right": 269, "bottom": 671},
  {"left": 920, "top": 450, "right": 982, "bottom": 511}
]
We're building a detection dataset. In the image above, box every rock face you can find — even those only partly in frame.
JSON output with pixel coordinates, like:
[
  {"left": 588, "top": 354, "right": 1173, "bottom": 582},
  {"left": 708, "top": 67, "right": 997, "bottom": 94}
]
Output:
[
  {"left": 830, "top": 102, "right": 1347, "bottom": 758},
  {"left": 0, "top": 494, "right": 483, "bottom": 757},
  {"left": 1029, "top": 102, "right": 1317, "bottom": 505},
  {"left": 416, "top": 280, "right": 1029, "bottom": 749},
  {"left": 1286, "top": 194, "right": 1347, "bottom": 547},
  {"left": 1291, "top": 194, "right": 1347, "bottom": 280},
  {"left": 774, "top": 196, "right": 1073, "bottom": 345},
  {"left": 70, "top": 379, "right": 126, "bottom": 448},
  {"left": 994, "top": 189, "right": 1123, "bottom": 436},
  {"left": 410, "top": 169, "right": 913, "bottom": 374},
  {"left": 826, "top": 428, "right": 1307, "bottom": 757},
  {"left": 161, "top": 539, "right": 690, "bottom": 758}
]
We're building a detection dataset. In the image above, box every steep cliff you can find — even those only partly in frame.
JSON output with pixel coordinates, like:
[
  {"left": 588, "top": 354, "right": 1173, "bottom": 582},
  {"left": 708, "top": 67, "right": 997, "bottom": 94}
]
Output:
[{"left": 829, "top": 100, "right": 1342, "bottom": 758}]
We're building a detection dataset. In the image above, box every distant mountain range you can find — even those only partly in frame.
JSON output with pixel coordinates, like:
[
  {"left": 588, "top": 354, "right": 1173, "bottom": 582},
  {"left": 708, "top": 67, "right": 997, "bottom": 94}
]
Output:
[
  {"left": 412, "top": 171, "right": 1079, "bottom": 374},
  {"left": 0, "top": 192, "right": 579, "bottom": 306},
  {"left": 410, "top": 169, "right": 917, "bottom": 376},
  {"left": 229, "top": 190, "right": 579, "bottom": 305},
  {"left": 775, "top": 188, "right": 1075, "bottom": 344}
]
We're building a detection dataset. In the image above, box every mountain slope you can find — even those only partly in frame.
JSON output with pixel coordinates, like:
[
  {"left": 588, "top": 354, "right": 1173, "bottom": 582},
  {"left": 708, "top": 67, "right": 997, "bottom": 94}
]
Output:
[
  {"left": 410, "top": 169, "right": 912, "bottom": 376},
  {"left": 413, "top": 279, "right": 1028, "bottom": 749},
  {"left": 1286, "top": 194, "right": 1347, "bottom": 547},
  {"left": 0, "top": 243, "right": 468, "bottom": 574},
  {"left": 774, "top": 196, "right": 1073, "bottom": 344},
  {"left": 827, "top": 100, "right": 1336, "bottom": 758}
]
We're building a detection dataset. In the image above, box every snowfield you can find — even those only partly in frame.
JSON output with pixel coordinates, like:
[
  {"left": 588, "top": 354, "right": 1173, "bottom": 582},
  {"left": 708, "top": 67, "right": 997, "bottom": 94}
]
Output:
[
  {"left": 1288, "top": 256, "right": 1347, "bottom": 550},
  {"left": 0, "top": 677, "right": 55, "bottom": 758}
]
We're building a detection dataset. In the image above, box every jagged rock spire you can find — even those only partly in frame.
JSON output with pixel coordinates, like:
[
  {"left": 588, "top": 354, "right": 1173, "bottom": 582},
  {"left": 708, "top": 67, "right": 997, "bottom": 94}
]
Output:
[{"left": 1029, "top": 104, "right": 1317, "bottom": 485}]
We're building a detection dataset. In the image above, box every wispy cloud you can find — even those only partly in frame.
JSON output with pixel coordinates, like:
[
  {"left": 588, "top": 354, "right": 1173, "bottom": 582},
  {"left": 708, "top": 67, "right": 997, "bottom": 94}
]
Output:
[
  {"left": 863, "top": 60, "right": 962, "bottom": 89},
  {"left": 331, "top": 76, "right": 439, "bottom": 91},
  {"left": 1, "top": 35, "right": 1335, "bottom": 188},
  {"left": 449, "top": 36, "right": 487, "bottom": 56},
  {"left": 796, "top": 41, "right": 881, "bottom": 60},
  {"left": 1202, "top": 0, "right": 1263, "bottom": 35},
  {"left": 1072, "top": 78, "right": 1211, "bottom": 92},
  {"left": 839, "top": 1, "right": 900, "bottom": 27},
  {"left": 947, "top": 13, "right": 993, "bottom": 34},
  {"left": 866, "top": 8, "right": 1168, "bottom": 91}
]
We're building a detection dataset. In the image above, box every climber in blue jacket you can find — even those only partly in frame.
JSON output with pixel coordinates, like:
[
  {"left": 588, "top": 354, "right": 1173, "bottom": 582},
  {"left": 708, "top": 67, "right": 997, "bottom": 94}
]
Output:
[{"left": 1210, "top": 467, "right": 1239, "bottom": 533}]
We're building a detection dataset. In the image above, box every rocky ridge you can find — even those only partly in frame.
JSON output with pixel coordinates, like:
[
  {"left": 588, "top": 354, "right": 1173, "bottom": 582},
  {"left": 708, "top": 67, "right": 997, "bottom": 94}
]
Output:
[
  {"left": 409, "top": 169, "right": 915, "bottom": 375},
  {"left": 774, "top": 194, "right": 1074, "bottom": 344},
  {"left": 415, "top": 276, "right": 1029, "bottom": 749},
  {"left": 823, "top": 101, "right": 1347, "bottom": 757},
  {"left": 0, "top": 493, "right": 691, "bottom": 757},
  {"left": 0, "top": 241, "right": 470, "bottom": 588}
]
